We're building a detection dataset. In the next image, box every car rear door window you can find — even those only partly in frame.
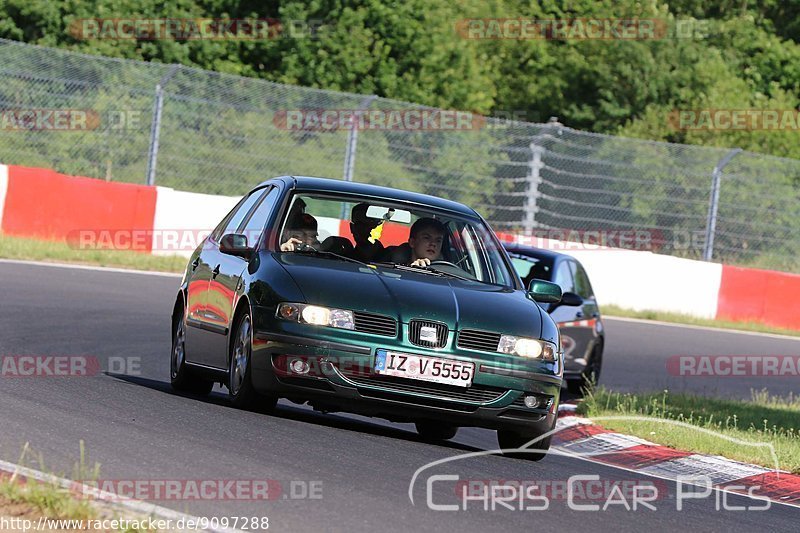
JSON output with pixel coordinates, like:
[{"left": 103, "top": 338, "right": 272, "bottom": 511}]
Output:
[
  {"left": 553, "top": 261, "right": 575, "bottom": 293},
  {"left": 570, "top": 261, "right": 595, "bottom": 299}
]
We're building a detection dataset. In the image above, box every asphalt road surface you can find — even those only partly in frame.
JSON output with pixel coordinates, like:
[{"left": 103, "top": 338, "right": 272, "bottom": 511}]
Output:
[{"left": 1, "top": 260, "right": 798, "bottom": 532}]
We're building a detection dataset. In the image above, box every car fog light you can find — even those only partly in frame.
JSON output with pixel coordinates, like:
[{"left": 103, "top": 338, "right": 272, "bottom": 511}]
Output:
[
  {"left": 289, "top": 358, "right": 310, "bottom": 374},
  {"left": 523, "top": 395, "right": 540, "bottom": 408}
]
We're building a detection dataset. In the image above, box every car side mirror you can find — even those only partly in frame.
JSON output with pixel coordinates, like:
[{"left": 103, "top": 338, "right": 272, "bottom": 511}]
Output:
[
  {"left": 527, "top": 279, "right": 562, "bottom": 304},
  {"left": 219, "top": 233, "right": 253, "bottom": 259},
  {"left": 560, "top": 291, "right": 584, "bottom": 307}
]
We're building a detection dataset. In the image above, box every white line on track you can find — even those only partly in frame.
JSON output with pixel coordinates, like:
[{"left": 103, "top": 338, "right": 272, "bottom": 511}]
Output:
[
  {"left": 0, "top": 258, "right": 182, "bottom": 278},
  {"left": 604, "top": 315, "right": 800, "bottom": 342}
]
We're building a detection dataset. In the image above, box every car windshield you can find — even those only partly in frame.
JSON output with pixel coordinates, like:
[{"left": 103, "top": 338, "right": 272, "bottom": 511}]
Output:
[{"left": 276, "top": 193, "right": 514, "bottom": 287}]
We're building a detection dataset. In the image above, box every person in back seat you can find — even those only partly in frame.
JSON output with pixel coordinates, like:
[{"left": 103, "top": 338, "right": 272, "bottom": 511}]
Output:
[{"left": 350, "top": 203, "right": 385, "bottom": 262}]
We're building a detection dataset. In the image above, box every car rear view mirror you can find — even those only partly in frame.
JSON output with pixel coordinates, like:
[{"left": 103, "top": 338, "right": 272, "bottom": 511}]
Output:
[
  {"left": 366, "top": 205, "right": 412, "bottom": 224},
  {"left": 220, "top": 233, "right": 253, "bottom": 259},
  {"left": 528, "top": 279, "right": 562, "bottom": 303}
]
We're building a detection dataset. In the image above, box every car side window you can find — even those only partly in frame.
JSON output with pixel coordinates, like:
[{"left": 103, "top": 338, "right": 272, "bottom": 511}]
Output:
[
  {"left": 553, "top": 261, "right": 575, "bottom": 293},
  {"left": 212, "top": 188, "right": 267, "bottom": 242},
  {"left": 241, "top": 187, "right": 280, "bottom": 248},
  {"left": 570, "top": 261, "right": 594, "bottom": 299}
]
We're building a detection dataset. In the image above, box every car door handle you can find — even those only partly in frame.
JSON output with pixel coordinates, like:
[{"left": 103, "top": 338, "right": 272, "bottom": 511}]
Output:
[
  {"left": 591, "top": 312, "right": 600, "bottom": 318},
  {"left": 212, "top": 265, "right": 221, "bottom": 279},
  {"left": 575, "top": 311, "right": 584, "bottom": 319},
  {"left": 191, "top": 257, "right": 200, "bottom": 271}
]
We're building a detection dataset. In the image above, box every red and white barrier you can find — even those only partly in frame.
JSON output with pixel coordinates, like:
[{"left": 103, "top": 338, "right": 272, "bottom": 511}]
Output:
[
  {"left": 1, "top": 165, "right": 157, "bottom": 251},
  {"left": 0, "top": 164, "right": 8, "bottom": 232},
  {"left": 0, "top": 164, "right": 799, "bottom": 331},
  {"left": 151, "top": 187, "right": 240, "bottom": 256}
]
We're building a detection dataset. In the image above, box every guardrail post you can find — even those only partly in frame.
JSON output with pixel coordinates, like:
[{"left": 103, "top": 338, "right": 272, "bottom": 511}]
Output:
[
  {"left": 703, "top": 148, "right": 742, "bottom": 261},
  {"left": 145, "top": 64, "right": 181, "bottom": 186}
]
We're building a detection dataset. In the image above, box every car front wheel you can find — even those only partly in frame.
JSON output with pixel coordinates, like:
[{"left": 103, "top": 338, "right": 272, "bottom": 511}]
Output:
[{"left": 228, "top": 311, "right": 277, "bottom": 413}]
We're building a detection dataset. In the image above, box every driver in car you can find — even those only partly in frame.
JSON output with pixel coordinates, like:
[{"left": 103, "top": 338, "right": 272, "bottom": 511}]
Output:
[
  {"left": 408, "top": 217, "right": 445, "bottom": 267},
  {"left": 379, "top": 217, "right": 446, "bottom": 266}
]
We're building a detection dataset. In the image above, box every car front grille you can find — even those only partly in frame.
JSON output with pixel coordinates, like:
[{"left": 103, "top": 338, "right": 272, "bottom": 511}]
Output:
[
  {"left": 457, "top": 328, "right": 501, "bottom": 352},
  {"left": 408, "top": 319, "right": 448, "bottom": 348},
  {"left": 353, "top": 311, "right": 397, "bottom": 337},
  {"left": 338, "top": 369, "right": 506, "bottom": 404}
]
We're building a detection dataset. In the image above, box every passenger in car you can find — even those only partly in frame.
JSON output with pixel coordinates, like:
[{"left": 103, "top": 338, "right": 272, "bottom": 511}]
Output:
[
  {"left": 349, "top": 203, "right": 385, "bottom": 262},
  {"left": 280, "top": 213, "right": 320, "bottom": 251}
]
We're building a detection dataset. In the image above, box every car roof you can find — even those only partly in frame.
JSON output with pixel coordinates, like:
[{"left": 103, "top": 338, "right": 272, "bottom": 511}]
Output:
[
  {"left": 503, "top": 242, "right": 573, "bottom": 262},
  {"left": 261, "top": 176, "right": 479, "bottom": 218}
]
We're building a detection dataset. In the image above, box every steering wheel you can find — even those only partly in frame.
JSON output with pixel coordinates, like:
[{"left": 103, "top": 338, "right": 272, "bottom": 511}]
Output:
[{"left": 429, "top": 260, "right": 460, "bottom": 268}]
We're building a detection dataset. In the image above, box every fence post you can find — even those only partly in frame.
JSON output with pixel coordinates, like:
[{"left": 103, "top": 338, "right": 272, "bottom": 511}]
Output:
[
  {"left": 703, "top": 148, "right": 742, "bottom": 261},
  {"left": 340, "top": 94, "right": 377, "bottom": 219},
  {"left": 146, "top": 64, "right": 180, "bottom": 186},
  {"left": 523, "top": 118, "right": 560, "bottom": 234},
  {"left": 523, "top": 142, "right": 544, "bottom": 234}
]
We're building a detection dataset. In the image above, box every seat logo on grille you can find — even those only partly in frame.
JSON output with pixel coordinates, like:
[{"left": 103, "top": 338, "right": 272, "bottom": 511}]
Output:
[{"left": 420, "top": 326, "right": 438, "bottom": 343}]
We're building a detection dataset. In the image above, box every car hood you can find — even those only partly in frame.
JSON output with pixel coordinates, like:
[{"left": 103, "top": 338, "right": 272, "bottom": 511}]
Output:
[{"left": 275, "top": 254, "right": 544, "bottom": 339}]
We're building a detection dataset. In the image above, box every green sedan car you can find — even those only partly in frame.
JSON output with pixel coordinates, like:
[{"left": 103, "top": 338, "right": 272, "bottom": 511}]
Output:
[{"left": 171, "top": 176, "right": 564, "bottom": 458}]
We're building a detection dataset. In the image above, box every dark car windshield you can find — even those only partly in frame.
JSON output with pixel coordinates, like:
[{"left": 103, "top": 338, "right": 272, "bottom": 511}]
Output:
[{"left": 276, "top": 193, "right": 514, "bottom": 287}]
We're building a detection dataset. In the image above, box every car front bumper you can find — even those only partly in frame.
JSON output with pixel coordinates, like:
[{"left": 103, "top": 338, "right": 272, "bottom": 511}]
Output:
[{"left": 251, "top": 330, "right": 561, "bottom": 434}]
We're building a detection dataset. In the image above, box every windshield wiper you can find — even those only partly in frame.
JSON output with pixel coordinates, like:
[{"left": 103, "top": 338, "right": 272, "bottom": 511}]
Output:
[
  {"left": 371, "top": 261, "right": 445, "bottom": 276},
  {"left": 425, "top": 266, "right": 475, "bottom": 282},
  {"left": 373, "top": 261, "right": 476, "bottom": 282},
  {"left": 291, "top": 244, "right": 370, "bottom": 268}
]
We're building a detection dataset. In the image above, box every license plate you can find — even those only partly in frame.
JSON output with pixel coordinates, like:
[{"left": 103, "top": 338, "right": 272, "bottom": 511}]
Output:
[{"left": 374, "top": 349, "right": 474, "bottom": 387}]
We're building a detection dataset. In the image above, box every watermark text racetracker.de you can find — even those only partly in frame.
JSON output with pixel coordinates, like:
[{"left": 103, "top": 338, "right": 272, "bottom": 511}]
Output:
[
  {"left": 71, "top": 478, "right": 322, "bottom": 502},
  {"left": 1, "top": 516, "right": 271, "bottom": 532},
  {"left": 0, "top": 109, "right": 142, "bottom": 131},
  {"left": 668, "top": 355, "right": 800, "bottom": 377},
  {"left": 68, "top": 228, "right": 711, "bottom": 254},
  {"left": 0, "top": 355, "right": 141, "bottom": 377}
]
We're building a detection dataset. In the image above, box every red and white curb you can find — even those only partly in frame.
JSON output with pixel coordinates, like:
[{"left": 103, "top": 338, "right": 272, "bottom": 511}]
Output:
[
  {"left": 555, "top": 403, "right": 800, "bottom": 507},
  {"left": 0, "top": 459, "right": 242, "bottom": 532}
]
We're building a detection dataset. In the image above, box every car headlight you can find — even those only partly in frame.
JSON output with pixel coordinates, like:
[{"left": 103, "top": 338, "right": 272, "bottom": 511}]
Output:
[
  {"left": 276, "top": 303, "right": 355, "bottom": 330},
  {"left": 497, "top": 335, "right": 557, "bottom": 361}
]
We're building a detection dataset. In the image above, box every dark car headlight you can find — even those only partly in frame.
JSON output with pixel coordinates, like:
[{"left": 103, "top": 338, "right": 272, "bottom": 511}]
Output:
[
  {"left": 497, "top": 335, "right": 558, "bottom": 361},
  {"left": 276, "top": 303, "right": 355, "bottom": 330}
]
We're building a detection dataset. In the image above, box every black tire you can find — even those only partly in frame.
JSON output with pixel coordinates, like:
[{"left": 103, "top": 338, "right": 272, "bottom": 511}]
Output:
[
  {"left": 415, "top": 421, "right": 458, "bottom": 442},
  {"left": 228, "top": 311, "right": 277, "bottom": 413},
  {"left": 171, "top": 308, "right": 214, "bottom": 395},
  {"left": 497, "top": 429, "right": 552, "bottom": 461},
  {"left": 566, "top": 343, "right": 603, "bottom": 396}
]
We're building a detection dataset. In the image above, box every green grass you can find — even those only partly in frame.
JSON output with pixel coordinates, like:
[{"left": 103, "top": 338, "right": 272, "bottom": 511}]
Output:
[
  {"left": 1, "top": 442, "right": 151, "bottom": 532},
  {"left": 0, "top": 233, "right": 185, "bottom": 273},
  {"left": 577, "top": 388, "right": 800, "bottom": 473},
  {"left": 602, "top": 304, "right": 800, "bottom": 337}
]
